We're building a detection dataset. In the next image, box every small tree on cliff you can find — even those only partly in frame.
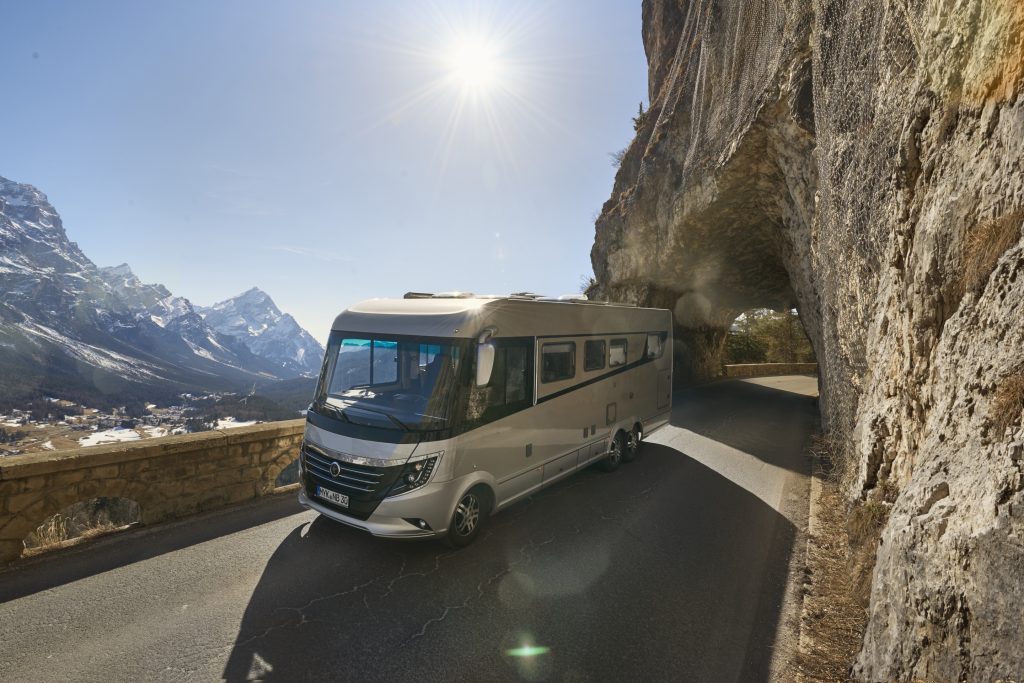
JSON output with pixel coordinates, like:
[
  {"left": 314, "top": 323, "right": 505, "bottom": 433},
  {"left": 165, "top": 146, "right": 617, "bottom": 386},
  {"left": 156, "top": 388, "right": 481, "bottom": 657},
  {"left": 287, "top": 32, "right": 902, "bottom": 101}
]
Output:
[{"left": 633, "top": 101, "right": 647, "bottom": 131}]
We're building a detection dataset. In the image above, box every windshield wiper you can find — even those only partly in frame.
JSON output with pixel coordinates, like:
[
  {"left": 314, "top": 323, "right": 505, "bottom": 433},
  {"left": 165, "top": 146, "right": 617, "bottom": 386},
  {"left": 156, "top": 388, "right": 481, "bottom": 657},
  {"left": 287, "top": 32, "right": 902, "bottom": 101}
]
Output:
[
  {"left": 366, "top": 407, "right": 412, "bottom": 432},
  {"left": 336, "top": 403, "right": 414, "bottom": 432},
  {"left": 317, "top": 401, "right": 351, "bottom": 423}
]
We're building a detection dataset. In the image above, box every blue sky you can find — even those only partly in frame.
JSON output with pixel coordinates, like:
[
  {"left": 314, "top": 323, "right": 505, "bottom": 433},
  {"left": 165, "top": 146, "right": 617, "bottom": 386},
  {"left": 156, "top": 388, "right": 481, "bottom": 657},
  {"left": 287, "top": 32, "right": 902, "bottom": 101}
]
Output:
[{"left": 1, "top": 1, "right": 647, "bottom": 342}]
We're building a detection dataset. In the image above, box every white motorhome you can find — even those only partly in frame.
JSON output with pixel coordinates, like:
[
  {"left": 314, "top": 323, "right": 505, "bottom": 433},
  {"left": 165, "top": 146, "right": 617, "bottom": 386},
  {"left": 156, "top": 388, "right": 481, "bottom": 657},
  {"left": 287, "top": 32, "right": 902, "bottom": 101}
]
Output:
[{"left": 299, "top": 293, "right": 673, "bottom": 546}]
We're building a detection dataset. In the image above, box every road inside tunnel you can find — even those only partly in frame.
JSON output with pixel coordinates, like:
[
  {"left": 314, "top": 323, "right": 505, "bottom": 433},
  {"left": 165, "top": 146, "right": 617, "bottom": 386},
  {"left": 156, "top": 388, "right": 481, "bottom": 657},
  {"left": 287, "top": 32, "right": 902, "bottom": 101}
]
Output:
[{"left": 0, "top": 376, "right": 817, "bottom": 682}]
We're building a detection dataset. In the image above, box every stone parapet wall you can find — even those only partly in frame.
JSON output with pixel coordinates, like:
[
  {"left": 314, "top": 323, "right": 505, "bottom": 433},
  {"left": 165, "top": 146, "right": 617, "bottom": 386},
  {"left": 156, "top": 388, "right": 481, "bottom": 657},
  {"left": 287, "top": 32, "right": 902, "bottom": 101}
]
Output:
[
  {"left": 723, "top": 363, "right": 818, "bottom": 378},
  {"left": 0, "top": 419, "right": 305, "bottom": 564}
]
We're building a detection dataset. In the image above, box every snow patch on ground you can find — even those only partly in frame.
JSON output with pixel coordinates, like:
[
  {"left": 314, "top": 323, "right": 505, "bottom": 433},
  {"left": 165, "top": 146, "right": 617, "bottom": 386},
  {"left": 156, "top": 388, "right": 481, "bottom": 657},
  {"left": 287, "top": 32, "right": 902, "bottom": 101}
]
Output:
[
  {"left": 79, "top": 428, "right": 142, "bottom": 447},
  {"left": 41, "top": 440, "right": 55, "bottom": 450},
  {"left": 142, "top": 426, "right": 168, "bottom": 438},
  {"left": 184, "top": 339, "right": 216, "bottom": 361},
  {"left": 215, "top": 417, "right": 259, "bottom": 429}
]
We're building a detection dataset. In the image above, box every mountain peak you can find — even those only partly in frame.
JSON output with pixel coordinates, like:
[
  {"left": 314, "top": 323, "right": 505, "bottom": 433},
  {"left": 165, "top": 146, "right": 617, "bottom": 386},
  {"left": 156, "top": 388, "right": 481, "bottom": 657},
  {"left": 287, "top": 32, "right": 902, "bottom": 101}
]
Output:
[
  {"left": 239, "top": 286, "right": 268, "bottom": 300},
  {"left": 210, "top": 287, "right": 280, "bottom": 315},
  {"left": 0, "top": 176, "right": 50, "bottom": 206},
  {"left": 200, "top": 288, "right": 323, "bottom": 375},
  {"left": 100, "top": 263, "right": 135, "bottom": 277}
]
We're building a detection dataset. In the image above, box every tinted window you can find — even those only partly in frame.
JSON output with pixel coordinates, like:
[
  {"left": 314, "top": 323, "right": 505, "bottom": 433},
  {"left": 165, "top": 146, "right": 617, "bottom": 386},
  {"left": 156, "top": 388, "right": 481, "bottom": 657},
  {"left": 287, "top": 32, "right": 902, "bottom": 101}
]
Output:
[
  {"left": 609, "top": 339, "right": 627, "bottom": 367},
  {"left": 465, "top": 339, "right": 534, "bottom": 424},
  {"left": 505, "top": 345, "right": 529, "bottom": 402},
  {"left": 541, "top": 342, "right": 576, "bottom": 382},
  {"left": 645, "top": 333, "right": 666, "bottom": 359},
  {"left": 584, "top": 339, "right": 606, "bottom": 371}
]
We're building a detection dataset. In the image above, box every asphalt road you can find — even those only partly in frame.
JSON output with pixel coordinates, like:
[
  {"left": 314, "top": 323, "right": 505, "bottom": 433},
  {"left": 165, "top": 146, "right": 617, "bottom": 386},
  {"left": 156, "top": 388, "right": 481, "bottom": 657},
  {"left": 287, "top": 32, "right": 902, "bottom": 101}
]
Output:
[{"left": 0, "top": 376, "right": 818, "bottom": 682}]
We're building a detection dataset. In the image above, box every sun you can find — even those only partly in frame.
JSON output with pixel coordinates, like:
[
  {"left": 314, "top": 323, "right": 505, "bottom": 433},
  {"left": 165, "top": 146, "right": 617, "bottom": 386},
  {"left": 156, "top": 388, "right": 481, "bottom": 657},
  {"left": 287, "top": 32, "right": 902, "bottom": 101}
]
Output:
[{"left": 447, "top": 37, "right": 501, "bottom": 90}]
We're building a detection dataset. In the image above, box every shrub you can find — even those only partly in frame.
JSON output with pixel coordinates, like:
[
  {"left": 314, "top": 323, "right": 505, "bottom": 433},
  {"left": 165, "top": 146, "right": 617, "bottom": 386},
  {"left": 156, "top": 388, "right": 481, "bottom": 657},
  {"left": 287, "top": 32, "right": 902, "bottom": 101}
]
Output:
[
  {"left": 963, "top": 209, "right": 1023, "bottom": 294},
  {"left": 992, "top": 371, "right": 1024, "bottom": 436}
]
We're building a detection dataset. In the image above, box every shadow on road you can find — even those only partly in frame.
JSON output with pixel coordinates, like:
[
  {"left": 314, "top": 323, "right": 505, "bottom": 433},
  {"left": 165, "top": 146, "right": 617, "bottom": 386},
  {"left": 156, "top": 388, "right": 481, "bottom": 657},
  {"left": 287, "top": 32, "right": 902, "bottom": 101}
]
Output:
[
  {"left": 224, "top": 440, "right": 798, "bottom": 682},
  {"left": 0, "top": 493, "right": 303, "bottom": 603},
  {"left": 671, "top": 378, "right": 818, "bottom": 475}
]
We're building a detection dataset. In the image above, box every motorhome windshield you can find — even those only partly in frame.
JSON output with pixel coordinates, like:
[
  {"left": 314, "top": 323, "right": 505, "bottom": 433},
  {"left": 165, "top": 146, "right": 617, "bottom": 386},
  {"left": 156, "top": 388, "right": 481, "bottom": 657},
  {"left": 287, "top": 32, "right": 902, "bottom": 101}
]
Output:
[{"left": 314, "top": 332, "right": 470, "bottom": 432}]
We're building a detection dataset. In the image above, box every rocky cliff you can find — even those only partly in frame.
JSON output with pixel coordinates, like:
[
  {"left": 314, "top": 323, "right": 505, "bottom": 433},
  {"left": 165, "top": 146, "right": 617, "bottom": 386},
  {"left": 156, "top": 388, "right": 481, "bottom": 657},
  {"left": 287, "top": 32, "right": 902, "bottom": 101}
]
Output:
[{"left": 591, "top": 1, "right": 1024, "bottom": 679}]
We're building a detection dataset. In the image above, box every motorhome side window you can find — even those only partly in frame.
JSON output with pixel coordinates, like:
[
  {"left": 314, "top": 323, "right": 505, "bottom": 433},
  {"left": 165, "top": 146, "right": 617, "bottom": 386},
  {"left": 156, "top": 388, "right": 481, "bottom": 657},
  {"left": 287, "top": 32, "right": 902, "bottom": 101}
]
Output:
[
  {"left": 465, "top": 338, "right": 533, "bottom": 423},
  {"left": 584, "top": 339, "right": 606, "bottom": 371},
  {"left": 645, "top": 332, "right": 666, "bottom": 359},
  {"left": 541, "top": 342, "right": 576, "bottom": 382},
  {"left": 609, "top": 338, "right": 627, "bottom": 367}
]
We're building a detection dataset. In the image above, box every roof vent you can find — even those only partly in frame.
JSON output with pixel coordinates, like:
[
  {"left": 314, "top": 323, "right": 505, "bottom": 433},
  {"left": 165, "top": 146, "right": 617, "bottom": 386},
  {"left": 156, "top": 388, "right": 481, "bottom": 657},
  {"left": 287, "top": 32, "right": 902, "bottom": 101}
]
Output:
[
  {"left": 403, "top": 292, "right": 434, "bottom": 299},
  {"left": 431, "top": 291, "right": 475, "bottom": 299}
]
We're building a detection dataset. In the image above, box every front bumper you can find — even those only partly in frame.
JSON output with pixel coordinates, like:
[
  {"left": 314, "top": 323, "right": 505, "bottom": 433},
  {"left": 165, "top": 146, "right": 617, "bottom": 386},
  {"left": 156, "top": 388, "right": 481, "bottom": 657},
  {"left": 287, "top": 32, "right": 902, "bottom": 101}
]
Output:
[{"left": 298, "top": 478, "right": 463, "bottom": 539}]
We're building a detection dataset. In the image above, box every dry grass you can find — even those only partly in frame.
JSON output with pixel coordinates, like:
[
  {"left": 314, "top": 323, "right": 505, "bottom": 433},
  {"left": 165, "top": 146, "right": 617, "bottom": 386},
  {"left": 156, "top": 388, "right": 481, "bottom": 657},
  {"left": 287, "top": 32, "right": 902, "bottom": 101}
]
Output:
[
  {"left": 992, "top": 372, "right": 1024, "bottom": 437},
  {"left": 963, "top": 209, "right": 1024, "bottom": 294},
  {"left": 25, "top": 513, "right": 71, "bottom": 549},
  {"left": 797, "top": 437, "right": 892, "bottom": 683},
  {"left": 22, "top": 497, "right": 140, "bottom": 555},
  {"left": 23, "top": 513, "right": 124, "bottom": 556},
  {"left": 797, "top": 480, "right": 870, "bottom": 682},
  {"left": 847, "top": 499, "right": 890, "bottom": 608}
]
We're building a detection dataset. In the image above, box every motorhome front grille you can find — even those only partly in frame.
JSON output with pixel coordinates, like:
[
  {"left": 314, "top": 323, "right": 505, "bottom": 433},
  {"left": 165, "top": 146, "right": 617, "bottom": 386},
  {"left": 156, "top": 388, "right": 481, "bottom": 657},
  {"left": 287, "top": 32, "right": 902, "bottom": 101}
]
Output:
[
  {"left": 302, "top": 445, "right": 406, "bottom": 521},
  {"left": 303, "top": 446, "right": 385, "bottom": 493}
]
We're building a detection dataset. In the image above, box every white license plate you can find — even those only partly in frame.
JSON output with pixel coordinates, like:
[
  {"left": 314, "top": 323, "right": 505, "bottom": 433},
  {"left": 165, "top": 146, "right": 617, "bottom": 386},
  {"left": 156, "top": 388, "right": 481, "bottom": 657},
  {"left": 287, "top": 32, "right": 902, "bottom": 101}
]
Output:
[{"left": 316, "top": 486, "right": 349, "bottom": 508}]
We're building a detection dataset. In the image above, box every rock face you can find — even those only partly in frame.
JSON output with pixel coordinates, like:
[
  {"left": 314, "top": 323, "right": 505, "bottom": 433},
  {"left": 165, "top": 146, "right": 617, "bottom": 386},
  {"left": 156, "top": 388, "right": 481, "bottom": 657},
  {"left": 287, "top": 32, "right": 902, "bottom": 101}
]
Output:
[{"left": 591, "top": 1, "right": 1024, "bottom": 679}]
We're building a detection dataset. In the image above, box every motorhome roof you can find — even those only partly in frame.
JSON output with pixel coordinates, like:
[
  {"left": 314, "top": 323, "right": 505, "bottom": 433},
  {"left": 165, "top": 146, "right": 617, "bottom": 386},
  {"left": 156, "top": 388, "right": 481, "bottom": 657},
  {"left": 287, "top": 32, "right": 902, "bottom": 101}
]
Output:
[{"left": 331, "top": 296, "right": 670, "bottom": 339}]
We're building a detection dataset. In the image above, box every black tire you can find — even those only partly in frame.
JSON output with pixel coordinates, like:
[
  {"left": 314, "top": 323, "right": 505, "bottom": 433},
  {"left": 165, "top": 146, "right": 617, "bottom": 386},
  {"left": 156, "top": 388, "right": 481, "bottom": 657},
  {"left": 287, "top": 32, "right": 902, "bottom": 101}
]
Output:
[
  {"left": 622, "top": 425, "right": 641, "bottom": 463},
  {"left": 599, "top": 431, "right": 625, "bottom": 472},
  {"left": 442, "top": 486, "right": 488, "bottom": 548}
]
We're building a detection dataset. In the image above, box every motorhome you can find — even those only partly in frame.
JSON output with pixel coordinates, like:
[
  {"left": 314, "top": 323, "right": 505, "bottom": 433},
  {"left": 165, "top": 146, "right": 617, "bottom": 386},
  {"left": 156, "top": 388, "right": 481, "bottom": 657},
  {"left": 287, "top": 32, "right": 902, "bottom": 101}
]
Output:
[{"left": 298, "top": 292, "right": 673, "bottom": 547}]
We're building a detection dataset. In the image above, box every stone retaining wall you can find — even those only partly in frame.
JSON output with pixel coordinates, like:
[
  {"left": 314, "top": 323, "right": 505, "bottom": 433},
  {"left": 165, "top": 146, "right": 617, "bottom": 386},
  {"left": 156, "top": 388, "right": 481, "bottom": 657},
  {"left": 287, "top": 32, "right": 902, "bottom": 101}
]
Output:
[
  {"left": 723, "top": 363, "right": 818, "bottom": 378},
  {"left": 0, "top": 419, "right": 305, "bottom": 564}
]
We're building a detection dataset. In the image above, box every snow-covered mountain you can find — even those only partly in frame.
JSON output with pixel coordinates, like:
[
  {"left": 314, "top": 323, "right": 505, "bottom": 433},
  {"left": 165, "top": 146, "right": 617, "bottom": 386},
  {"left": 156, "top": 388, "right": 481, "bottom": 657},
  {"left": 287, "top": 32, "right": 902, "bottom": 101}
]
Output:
[
  {"left": 198, "top": 288, "right": 324, "bottom": 376},
  {"left": 0, "top": 175, "right": 322, "bottom": 406}
]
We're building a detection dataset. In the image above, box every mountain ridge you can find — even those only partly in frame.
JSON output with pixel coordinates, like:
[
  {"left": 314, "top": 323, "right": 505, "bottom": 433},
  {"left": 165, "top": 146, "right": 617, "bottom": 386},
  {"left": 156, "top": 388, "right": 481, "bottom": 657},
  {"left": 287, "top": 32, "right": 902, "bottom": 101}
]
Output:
[{"left": 0, "top": 174, "right": 323, "bottom": 408}]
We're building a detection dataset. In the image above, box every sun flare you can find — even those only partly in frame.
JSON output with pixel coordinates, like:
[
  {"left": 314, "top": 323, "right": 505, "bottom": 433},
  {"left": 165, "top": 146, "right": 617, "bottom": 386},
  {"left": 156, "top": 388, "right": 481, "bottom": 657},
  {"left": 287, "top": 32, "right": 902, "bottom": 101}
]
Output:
[
  {"left": 447, "top": 38, "right": 501, "bottom": 90},
  {"left": 371, "top": 4, "right": 560, "bottom": 180}
]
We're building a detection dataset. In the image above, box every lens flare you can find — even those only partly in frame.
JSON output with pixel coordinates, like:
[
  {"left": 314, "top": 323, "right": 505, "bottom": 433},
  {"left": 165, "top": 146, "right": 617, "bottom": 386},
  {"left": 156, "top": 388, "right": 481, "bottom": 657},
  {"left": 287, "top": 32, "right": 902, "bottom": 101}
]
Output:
[{"left": 506, "top": 645, "right": 551, "bottom": 657}]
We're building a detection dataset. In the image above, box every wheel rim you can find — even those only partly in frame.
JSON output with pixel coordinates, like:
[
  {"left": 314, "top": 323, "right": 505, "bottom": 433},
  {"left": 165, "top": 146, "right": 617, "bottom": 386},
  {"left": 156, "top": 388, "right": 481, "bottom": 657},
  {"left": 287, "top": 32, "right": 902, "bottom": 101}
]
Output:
[
  {"left": 609, "top": 438, "right": 622, "bottom": 465},
  {"left": 454, "top": 493, "right": 480, "bottom": 536},
  {"left": 627, "top": 430, "right": 639, "bottom": 456}
]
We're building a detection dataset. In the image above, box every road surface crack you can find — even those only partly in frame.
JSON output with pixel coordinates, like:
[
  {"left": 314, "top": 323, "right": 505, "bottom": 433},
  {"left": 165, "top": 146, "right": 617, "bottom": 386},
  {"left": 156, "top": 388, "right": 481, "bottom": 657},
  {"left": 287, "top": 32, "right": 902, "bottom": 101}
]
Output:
[{"left": 409, "top": 534, "right": 555, "bottom": 642}]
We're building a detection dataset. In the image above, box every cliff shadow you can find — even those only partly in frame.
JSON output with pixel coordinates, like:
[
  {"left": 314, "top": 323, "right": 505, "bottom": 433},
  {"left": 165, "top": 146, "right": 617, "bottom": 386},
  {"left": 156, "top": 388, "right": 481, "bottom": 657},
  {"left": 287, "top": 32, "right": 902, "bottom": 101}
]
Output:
[{"left": 669, "top": 377, "right": 818, "bottom": 475}]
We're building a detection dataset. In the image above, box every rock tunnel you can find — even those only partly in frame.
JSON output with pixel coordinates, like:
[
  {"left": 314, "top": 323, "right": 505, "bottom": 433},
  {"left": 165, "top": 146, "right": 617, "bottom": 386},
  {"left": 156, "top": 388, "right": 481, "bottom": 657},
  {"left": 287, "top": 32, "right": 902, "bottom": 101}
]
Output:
[
  {"left": 591, "top": 91, "right": 818, "bottom": 385},
  {"left": 590, "top": 0, "right": 820, "bottom": 386}
]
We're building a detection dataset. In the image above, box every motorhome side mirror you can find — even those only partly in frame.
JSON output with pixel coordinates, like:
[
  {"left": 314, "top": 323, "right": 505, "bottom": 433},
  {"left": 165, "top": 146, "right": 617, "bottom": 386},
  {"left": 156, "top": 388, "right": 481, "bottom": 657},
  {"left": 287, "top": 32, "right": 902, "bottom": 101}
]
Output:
[{"left": 476, "top": 342, "right": 496, "bottom": 386}]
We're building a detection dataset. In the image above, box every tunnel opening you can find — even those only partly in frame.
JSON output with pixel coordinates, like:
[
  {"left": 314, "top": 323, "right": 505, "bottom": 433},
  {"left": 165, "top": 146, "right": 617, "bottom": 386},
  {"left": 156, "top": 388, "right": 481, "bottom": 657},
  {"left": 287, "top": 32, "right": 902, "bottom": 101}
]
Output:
[
  {"left": 23, "top": 497, "right": 141, "bottom": 557},
  {"left": 723, "top": 308, "right": 817, "bottom": 366}
]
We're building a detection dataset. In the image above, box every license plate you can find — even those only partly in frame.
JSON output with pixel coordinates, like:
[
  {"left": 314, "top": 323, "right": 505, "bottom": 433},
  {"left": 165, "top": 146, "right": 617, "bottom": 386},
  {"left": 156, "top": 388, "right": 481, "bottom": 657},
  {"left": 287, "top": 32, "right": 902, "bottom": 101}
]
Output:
[{"left": 316, "top": 486, "right": 349, "bottom": 508}]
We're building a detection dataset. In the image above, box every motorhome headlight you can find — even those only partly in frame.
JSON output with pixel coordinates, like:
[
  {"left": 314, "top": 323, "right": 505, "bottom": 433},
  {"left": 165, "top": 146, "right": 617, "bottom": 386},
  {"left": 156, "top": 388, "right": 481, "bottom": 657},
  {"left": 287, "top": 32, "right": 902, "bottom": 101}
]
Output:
[{"left": 390, "top": 452, "right": 442, "bottom": 496}]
